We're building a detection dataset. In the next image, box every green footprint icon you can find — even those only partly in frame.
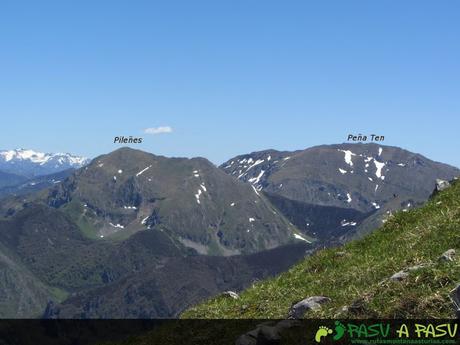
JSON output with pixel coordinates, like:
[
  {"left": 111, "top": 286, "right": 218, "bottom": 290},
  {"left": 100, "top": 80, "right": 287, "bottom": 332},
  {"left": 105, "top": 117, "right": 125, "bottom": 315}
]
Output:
[
  {"left": 315, "top": 326, "right": 333, "bottom": 343},
  {"left": 333, "top": 321, "right": 346, "bottom": 341}
]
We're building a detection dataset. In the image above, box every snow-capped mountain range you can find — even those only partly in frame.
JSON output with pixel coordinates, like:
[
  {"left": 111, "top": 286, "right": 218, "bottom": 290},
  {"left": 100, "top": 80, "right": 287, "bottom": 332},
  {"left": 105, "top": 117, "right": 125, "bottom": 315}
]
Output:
[{"left": 0, "top": 149, "right": 90, "bottom": 177}]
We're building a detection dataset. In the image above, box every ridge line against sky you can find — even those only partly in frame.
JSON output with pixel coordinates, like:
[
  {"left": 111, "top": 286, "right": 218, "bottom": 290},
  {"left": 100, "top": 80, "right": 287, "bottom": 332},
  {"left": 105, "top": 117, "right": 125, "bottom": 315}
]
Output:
[
  {"left": 1, "top": 1, "right": 459, "bottom": 167},
  {"left": 2, "top": 142, "right": 459, "bottom": 170}
]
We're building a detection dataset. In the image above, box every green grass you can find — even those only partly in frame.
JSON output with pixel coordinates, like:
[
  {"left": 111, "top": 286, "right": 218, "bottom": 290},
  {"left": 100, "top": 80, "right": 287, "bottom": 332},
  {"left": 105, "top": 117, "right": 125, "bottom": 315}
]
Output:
[
  {"left": 182, "top": 179, "right": 460, "bottom": 319},
  {"left": 61, "top": 200, "right": 100, "bottom": 239}
]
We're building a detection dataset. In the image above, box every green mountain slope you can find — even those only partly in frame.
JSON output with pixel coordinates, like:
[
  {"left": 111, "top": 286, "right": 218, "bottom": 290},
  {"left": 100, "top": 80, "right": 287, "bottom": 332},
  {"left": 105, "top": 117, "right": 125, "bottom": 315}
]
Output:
[
  {"left": 2, "top": 147, "right": 305, "bottom": 255},
  {"left": 0, "top": 242, "right": 66, "bottom": 318},
  {"left": 183, "top": 178, "right": 460, "bottom": 318}
]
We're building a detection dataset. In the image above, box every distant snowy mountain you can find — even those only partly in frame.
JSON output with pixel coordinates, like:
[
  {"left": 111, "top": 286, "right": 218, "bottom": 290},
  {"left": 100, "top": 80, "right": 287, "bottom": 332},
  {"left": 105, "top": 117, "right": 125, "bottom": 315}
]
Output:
[{"left": 0, "top": 149, "right": 90, "bottom": 177}]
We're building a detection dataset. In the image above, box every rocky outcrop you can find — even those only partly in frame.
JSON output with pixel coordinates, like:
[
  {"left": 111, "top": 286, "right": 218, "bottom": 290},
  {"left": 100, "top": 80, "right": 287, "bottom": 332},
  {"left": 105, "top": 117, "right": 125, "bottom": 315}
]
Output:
[
  {"left": 287, "top": 296, "right": 331, "bottom": 319},
  {"left": 435, "top": 179, "right": 451, "bottom": 193},
  {"left": 221, "top": 291, "right": 239, "bottom": 300},
  {"left": 450, "top": 284, "right": 460, "bottom": 318},
  {"left": 235, "top": 320, "right": 301, "bottom": 345},
  {"left": 439, "top": 249, "right": 456, "bottom": 262},
  {"left": 389, "top": 264, "right": 430, "bottom": 282}
]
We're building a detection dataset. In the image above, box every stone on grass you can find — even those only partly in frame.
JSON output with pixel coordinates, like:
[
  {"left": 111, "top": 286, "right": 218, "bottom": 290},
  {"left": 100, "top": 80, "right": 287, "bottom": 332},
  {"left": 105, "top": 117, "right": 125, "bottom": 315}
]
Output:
[
  {"left": 390, "top": 271, "right": 409, "bottom": 281},
  {"left": 221, "top": 291, "right": 239, "bottom": 299},
  {"left": 287, "top": 296, "right": 331, "bottom": 319},
  {"left": 436, "top": 179, "right": 451, "bottom": 192},
  {"left": 439, "top": 249, "right": 456, "bottom": 262}
]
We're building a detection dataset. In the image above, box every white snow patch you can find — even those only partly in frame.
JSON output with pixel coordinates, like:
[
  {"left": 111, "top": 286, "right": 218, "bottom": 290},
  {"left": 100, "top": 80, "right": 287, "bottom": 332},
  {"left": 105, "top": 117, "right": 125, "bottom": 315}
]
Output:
[
  {"left": 109, "top": 223, "right": 124, "bottom": 229},
  {"left": 346, "top": 193, "right": 352, "bottom": 203},
  {"left": 373, "top": 160, "right": 385, "bottom": 179},
  {"left": 283, "top": 156, "right": 291, "bottom": 161},
  {"left": 267, "top": 155, "right": 271, "bottom": 161},
  {"left": 341, "top": 219, "right": 357, "bottom": 227},
  {"left": 251, "top": 185, "right": 260, "bottom": 196},
  {"left": 113, "top": 176, "right": 117, "bottom": 181},
  {"left": 375, "top": 184, "right": 379, "bottom": 192},
  {"left": 293, "top": 233, "right": 311, "bottom": 243},
  {"left": 372, "top": 202, "right": 380, "bottom": 209},
  {"left": 141, "top": 216, "right": 149, "bottom": 225},
  {"left": 378, "top": 147, "right": 383, "bottom": 156},
  {"left": 339, "top": 168, "right": 347, "bottom": 174},
  {"left": 249, "top": 218, "right": 255, "bottom": 223},
  {"left": 195, "top": 189, "right": 202, "bottom": 204},
  {"left": 368, "top": 177, "right": 373, "bottom": 181},
  {"left": 247, "top": 159, "right": 264, "bottom": 172},
  {"left": 118, "top": 169, "right": 123, "bottom": 174},
  {"left": 123, "top": 206, "right": 137, "bottom": 210},
  {"left": 397, "top": 163, "right": 406, "bottom": 167},
  {"left": 248, "top": 170, "right": 265, "bottom": 184},
  {"left": 136, "top": 165, "right": 152, "bottom": 176},
  {"left": 230, "top": 202, "right": 235, "bottom": 207},
  {"left": 200, "top": 184, "right": 207, "bottom": 192},
  {"left": 338, "top": 149, "right": 356, "bottom": 166}
]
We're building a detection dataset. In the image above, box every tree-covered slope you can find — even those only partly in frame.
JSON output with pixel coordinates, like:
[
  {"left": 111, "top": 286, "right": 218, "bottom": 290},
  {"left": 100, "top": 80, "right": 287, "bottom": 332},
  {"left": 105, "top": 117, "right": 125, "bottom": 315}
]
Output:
[{"left": 183, "top": 178, "right": 460, "bottom": 318}]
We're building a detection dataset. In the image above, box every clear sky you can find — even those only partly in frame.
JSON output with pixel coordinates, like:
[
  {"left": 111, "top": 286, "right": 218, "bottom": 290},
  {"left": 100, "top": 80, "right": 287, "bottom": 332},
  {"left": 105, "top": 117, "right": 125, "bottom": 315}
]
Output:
[{"left": 1, "top": 1, "right": 459, "bottom": 167}]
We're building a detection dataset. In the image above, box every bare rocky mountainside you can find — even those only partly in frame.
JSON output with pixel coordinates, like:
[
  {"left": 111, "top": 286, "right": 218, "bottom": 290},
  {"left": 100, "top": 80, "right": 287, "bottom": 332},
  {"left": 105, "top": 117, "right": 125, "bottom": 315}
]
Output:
[
  {"left": 0, "top": 144, "right": 458, "bottom": 318},
  {"left": 220, "top": 143, "right": 459, "bottom": 241}
]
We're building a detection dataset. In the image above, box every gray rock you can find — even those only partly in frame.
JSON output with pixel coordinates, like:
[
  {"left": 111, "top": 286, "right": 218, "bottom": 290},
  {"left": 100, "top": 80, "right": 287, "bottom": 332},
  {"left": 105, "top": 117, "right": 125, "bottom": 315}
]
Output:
[
  {"left": 236, "top": 334, "right": 257, "bottom": 345},
  {"left": 390, "top": 270, "right": 409, "bottom": 281},
  {"left": 222, "top": 291, "right": 239, "bottom": 299},
  {"left": 390, "top": 263, "right": 430, "bottom": 281},
  {"left": 288, "top": 296, "right": 331, "bottom": 319},
  {"left": 436, "top": 179, "right": 451, "bottom": 192},
  {"left": 440, "top": 249, "right": 456, "bottom": 262},
  {"left": 257, "top": 325, "right": 281, "bottom": 344},
  {"left": 274, "top": 319, "right": 301, "bottom": 331},
  {"left": 406, "top": 264, "right": 428, "bottom": 271},
  {"left": 235, "top": 320, "right": 300, "bottom": 345},
  {"left": 449, "top": 284, "right": 460, "bottom": 316}
]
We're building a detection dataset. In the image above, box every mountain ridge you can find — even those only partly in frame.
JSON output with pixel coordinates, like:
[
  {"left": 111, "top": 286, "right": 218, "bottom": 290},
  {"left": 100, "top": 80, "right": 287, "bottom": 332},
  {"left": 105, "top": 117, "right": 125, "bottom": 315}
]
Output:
[
  {"left": 0, "top": 148, "right": 90, "bottom": 178},
  {"left": 182, "top": 178, "right": 460, "bottom": 319}
]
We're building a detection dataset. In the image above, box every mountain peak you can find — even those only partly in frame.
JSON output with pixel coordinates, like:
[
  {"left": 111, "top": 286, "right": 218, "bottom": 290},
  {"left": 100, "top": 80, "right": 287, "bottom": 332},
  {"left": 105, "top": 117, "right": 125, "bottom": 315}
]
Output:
[{"left": 0, "top": 148, "right": 90, "bottom": 177}]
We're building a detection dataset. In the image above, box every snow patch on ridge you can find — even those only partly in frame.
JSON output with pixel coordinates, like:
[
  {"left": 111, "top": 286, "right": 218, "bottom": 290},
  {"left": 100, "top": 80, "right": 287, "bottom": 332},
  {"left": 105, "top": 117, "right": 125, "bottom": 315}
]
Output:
[
  {"left": 136, "top": 165, "right": 152, "bottom": 176},
  {"left": 338, "top": 149, "right": 356, "bottom": 166},
  {"left": 293, "top": 233, "right": 311, "bottom": 243}
]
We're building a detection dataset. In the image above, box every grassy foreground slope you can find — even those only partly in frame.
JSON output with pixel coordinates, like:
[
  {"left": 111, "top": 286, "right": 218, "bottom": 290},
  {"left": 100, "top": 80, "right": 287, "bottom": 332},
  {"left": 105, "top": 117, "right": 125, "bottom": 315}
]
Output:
[{"left": 183, "top": 179, "right": 460, "bottom": 318}]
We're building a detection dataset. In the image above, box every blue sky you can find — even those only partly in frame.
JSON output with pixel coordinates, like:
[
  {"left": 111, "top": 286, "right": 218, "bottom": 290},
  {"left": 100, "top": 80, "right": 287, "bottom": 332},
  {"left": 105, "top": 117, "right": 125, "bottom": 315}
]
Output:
[{"left": 1, "top": 1, "right": 459, "bottom": 167}]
